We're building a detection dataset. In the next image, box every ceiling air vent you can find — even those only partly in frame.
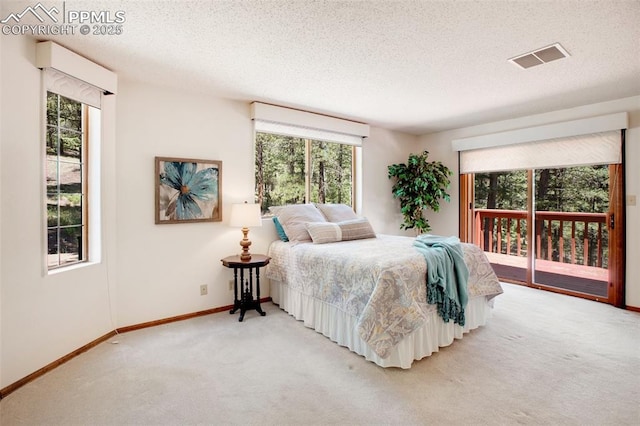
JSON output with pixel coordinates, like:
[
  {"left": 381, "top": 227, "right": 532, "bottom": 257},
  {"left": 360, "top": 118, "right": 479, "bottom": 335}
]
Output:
[{"left": 509, "top": 43, "right": 570, "bottom": 69}]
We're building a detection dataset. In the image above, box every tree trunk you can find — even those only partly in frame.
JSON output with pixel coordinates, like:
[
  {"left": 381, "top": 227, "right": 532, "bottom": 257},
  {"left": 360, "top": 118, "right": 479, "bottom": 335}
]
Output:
[
  {"left": 255, "top": 138, "right": 264, "bottom": 208},
  {"left": 537, "top": 169, "right": 550, "bottom": 208},
  {"left": 336, "top": 146, "right": 343, "bottom": 203},
  {"left": 318, "top": 141, "right": 326, "bottom": 203},
  {"left": 288, "top": 140, "right": 295, "bottom": 175},
  {"left": 484, "top": 172, "right": 499, "bottom": 250}
]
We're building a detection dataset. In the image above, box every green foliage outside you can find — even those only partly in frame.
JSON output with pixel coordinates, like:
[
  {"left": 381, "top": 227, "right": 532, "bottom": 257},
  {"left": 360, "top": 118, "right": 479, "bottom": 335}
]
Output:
[
  {"left": 47, "top": 200, "right": 82, "bottom": 227},
  {"left": 309, "top": 140, "right": 352, "bottom": 205},
  {"left": 475, "top": 166, "right": 609, "bottom": 212},
  {"left": 475, "top": 170, "right": 528, "bottom": 211},
  {"left": 46, "top": 92, "right": 82, "bottom": 157},
  {"left": 255, "top": 133, "right": 353, "bottom": 213},
  {"left": 46, "top": 92, "right": 84, "bottom": 266}
]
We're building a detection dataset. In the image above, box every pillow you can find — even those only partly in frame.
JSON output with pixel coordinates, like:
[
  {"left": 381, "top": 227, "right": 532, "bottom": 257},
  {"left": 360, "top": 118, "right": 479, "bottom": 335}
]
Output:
[
  {"left": 315, "top": 203, "right": 358, "bottom": 222},
  {"left": 305, "top": 222, "right": 342, "bottom": 244},
  {"left": 305, "top": 218, "right": 376, "bottom": 244},
  {"left": 339, "top": 218, "right": 376, "bottom": 241},
  {"left": 272, "top": 217, "right": 289, "bottom": 242},
  {"left": 274, "top": 204, "right": 327, "bottom": 242}
]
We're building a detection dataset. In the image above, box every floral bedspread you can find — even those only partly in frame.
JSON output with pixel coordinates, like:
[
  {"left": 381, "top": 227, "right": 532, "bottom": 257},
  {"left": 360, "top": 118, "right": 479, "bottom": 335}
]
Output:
[{"left": 265, "top": 234, "right": 503, "bottom": 358}]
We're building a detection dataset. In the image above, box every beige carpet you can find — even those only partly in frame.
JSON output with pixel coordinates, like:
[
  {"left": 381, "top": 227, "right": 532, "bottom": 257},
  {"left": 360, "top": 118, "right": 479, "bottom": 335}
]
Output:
[{"left": 1, "top": 283, "right": 639, "bottom": 425}]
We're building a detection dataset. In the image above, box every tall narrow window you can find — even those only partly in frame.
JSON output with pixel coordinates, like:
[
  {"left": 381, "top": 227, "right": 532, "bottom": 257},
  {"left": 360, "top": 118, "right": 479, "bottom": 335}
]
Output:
[
  {"left": 38, "top": 42, "right": 114, "bottom": 272},
  {"left": 46, "top": 92, "right": 91, "bottom": 269}
]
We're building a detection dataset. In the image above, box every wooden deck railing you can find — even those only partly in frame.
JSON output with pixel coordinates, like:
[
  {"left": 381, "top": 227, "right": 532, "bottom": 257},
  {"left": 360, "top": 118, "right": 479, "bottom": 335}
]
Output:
[{"left": 474, "top": 209, "right": 608, "bottom": 268}]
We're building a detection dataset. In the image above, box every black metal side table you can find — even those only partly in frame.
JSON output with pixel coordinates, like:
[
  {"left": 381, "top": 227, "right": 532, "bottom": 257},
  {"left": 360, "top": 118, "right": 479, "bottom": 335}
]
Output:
[{"left": 221, "top": 254, "right": 270, "bottom": 322}]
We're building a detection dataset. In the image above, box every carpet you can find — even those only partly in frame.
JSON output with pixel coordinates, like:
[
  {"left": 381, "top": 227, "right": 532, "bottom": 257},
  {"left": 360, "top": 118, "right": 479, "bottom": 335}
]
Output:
[{"left": 1, "top": 283, "right": 638, "bottom": 425}]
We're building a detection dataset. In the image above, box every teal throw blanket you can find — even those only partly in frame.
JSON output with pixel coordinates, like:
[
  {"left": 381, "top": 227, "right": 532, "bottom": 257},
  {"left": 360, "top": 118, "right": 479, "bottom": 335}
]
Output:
[{"left": 413, "top": 235, "right": 469, "bottom": 326}]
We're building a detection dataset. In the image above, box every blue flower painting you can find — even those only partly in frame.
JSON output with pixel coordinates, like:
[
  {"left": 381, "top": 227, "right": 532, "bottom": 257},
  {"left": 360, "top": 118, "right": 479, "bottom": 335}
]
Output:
[{"left": 156, "top": 157, "right": 222, "bottom": 223}]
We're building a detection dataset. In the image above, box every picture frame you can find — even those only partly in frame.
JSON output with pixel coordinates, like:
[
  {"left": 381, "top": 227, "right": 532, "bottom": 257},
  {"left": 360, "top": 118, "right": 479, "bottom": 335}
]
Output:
[{"left": 155, "top": 157, "right": 222, "bottom": 224}]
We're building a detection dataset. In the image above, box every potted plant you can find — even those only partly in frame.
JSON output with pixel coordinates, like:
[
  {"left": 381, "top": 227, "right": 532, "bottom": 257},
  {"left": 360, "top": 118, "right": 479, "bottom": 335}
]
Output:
[{"left": 388, "top": 150, "right": 452, "bottom": 234}]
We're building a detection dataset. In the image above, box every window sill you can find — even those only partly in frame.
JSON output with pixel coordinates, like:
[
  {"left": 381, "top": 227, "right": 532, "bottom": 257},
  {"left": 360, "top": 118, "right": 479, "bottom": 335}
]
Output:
[{"left": 47, "top": 260, "right": 99, "bottom": 276}]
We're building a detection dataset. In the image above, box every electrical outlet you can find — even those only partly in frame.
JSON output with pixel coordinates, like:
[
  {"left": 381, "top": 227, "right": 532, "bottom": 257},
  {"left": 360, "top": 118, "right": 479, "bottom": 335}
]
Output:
[
  {"left": 200, "top": 284, "right": 208, "bottom": 296},
  {"left": 228, "top": 280, "right": 234, "bottom": 291}
]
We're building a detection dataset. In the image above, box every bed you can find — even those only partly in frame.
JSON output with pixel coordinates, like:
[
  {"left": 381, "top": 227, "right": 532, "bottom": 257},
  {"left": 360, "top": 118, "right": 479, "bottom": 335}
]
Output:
[{"left": 263, "top": 203, "right": 503, "bottom": 369}]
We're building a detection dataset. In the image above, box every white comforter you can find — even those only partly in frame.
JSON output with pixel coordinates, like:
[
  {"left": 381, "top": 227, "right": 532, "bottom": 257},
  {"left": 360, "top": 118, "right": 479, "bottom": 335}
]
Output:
[{"left": 265, "top": 234, "right": 502, "bottom": 358}]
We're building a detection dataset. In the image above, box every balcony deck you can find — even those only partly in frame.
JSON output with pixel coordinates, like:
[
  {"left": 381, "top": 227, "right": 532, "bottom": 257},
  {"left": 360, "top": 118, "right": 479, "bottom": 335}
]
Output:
[
  {"left": 474, "top": 208, "right": 610, "bottom": 299},
  {"left": 484, "top": 251, "right": 608, "bottom": 297}
]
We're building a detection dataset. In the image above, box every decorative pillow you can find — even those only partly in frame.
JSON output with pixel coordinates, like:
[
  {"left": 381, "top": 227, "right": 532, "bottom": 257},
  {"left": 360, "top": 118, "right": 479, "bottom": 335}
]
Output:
[
  {"left": 339, "top": 218, "right": 376, "bottom": 241},
  {"left": 305, "top": 218, "right": 376, "bottom": 244},
  {"left": 274, "top": 204, "right": 327, "bottom": 242},
  {"left": 315, "top": 203, "right": 358, "bottom": 222},
  {"left": 272, "top": 217, "right": 289, "bottom": 242},
  {"left": 305, "top": 222, "right": 342, "bottom": 244}
]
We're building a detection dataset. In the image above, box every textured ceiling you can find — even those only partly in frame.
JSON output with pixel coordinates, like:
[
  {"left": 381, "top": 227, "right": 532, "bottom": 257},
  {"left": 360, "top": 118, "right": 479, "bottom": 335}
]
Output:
[{"left": 4, "top": 0, "right": 640, "bottom": 134}]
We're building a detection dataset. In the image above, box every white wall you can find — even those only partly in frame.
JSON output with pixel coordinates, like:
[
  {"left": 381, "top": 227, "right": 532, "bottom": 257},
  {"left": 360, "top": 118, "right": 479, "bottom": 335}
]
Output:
[
  {"left": 361, "top": 127, "right": 419, "bottom": 236},
  {"left": 114, "top": 81, "right": 255, "bottom": 327},
  {"left": 418, "top": 96, "right": 640, "bottom": 308},
  {"left": 0, "top": 35, "right": 118, "bottom": 387}
]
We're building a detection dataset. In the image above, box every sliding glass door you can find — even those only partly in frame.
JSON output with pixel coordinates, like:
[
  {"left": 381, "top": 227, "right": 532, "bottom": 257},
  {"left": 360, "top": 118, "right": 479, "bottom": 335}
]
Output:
[
  {"left": 460, "top": 132, "right": 625, "bottom": 306},
  {"left": 533, "top": 165, "right": 609, "bottom": 299},
  {"left": 473, "top": 170, "right": 529, "bottom": 283}
]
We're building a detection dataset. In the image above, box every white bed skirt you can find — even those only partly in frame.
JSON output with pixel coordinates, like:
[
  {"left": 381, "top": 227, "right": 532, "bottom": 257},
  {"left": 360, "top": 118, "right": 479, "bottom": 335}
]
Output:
[{"left": 270, "top": 279, "right": 494, "bottom": 368}]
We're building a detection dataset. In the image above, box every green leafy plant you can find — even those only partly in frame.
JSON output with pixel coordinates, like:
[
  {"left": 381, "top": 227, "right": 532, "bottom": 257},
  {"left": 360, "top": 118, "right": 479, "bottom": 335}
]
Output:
[{"left": 388, "top": 151, "right": 452, "bottom": 233}]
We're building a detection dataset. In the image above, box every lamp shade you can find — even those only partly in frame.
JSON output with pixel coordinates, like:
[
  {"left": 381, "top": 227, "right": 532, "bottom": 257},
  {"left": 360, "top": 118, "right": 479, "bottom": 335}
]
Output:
[{"left": 229, "top": 203, "right": 262, "bottom": 228}]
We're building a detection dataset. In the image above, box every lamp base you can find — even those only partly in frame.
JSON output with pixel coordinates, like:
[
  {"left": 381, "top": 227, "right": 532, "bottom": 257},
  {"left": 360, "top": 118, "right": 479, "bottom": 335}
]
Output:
[{"left": 239, "top": 227, "right": 252, "bottom": 261}]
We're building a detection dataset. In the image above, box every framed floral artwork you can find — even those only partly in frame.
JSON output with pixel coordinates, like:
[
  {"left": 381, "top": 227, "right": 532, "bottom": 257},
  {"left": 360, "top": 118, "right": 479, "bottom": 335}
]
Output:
[{"left": 155, "top": 157, "right": 222, "bottom": 224}]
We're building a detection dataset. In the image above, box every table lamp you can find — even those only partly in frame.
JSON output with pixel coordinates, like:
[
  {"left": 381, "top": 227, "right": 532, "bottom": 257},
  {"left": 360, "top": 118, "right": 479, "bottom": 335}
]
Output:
[{"left": 229, "top": 202, "right": 262, "bottom": 261}]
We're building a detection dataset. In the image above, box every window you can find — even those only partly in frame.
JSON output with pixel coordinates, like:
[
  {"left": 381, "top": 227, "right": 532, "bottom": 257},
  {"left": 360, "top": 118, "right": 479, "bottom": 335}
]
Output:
[
  {"left": 255, "top": 132, "right": 354, "bottom": 213},
  {"left": 250, "top": 102, "right": 368, "bottom": 214},
  {"left": 37, "top": 41, "right": 115, "bottom": 272},
  {"left": 46, "top": 92, "right": 96, "bottom": 269}
]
